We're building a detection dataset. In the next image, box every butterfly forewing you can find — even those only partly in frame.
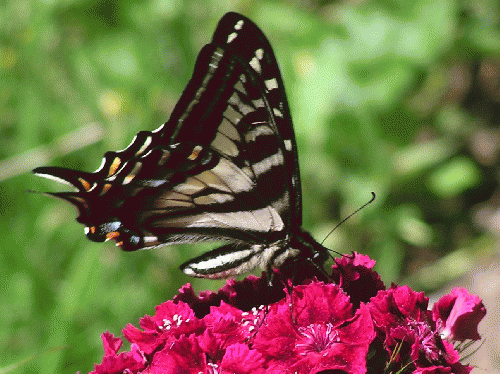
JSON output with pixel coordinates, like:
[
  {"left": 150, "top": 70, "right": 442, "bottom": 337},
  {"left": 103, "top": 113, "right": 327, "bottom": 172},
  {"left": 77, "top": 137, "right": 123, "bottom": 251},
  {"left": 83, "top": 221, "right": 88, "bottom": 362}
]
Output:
[
  {"left": 33, "top": 13, "right": 323, "bottom": 279},
  {"left": 164, "top": 13, "right": 301, "bottom": 227}
]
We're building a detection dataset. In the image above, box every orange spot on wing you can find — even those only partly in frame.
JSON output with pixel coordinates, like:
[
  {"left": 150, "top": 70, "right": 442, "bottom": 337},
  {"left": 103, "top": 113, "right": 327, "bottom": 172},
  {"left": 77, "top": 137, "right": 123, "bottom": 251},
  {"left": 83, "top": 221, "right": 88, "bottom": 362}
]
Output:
[
  {"left": 106, "top": 231, "right": 120, "bottom": 240},
  {"left": 188, "top": 146, "right": 203, "bottom": 160},
  {"left": 78, "top": 178, "right": 92, "bottom": 191},
  {"left": 108, "top": 157, "right": 122, "bottom": 176}
]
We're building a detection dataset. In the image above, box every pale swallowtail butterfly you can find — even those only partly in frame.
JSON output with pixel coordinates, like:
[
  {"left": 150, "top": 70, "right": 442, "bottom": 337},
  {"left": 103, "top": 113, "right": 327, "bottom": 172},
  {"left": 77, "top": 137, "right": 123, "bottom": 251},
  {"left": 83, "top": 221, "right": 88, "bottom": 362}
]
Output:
[{"left": 33, "top": 12, "right": 329, "bottom": 281}]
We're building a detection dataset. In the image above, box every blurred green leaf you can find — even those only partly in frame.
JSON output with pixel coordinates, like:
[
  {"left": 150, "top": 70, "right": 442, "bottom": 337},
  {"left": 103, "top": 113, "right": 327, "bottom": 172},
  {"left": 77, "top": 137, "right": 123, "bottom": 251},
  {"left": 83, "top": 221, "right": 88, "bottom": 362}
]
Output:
[
  {"left": 427, "top": 156, "right": 482, "bottom": 198},
  {"left": 393, "top": 139, "right": 456, "bottom": 176}
]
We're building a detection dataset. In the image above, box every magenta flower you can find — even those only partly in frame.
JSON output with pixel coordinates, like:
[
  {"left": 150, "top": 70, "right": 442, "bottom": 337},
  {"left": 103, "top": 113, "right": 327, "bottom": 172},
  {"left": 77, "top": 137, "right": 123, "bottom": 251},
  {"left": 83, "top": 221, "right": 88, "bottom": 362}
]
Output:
[
  {"left": 432, "top": 287, "right": 486, "bottom": 342},
  {"left": 368, "top": 285, "right": 484, "bottom": 373},
  {"left": 92, "top": 332, "right": 145, "bottom": 373},
  {"left": 253, "top": 282, "right": 375, "bottom": 373},
  {"left": 87, "top": 253, "right": 485, "bottom": 374}
]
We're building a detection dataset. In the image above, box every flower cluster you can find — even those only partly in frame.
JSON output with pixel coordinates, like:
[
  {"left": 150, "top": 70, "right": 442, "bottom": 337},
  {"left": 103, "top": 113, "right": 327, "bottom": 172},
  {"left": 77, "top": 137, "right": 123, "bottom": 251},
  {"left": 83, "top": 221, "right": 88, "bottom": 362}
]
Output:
[{"left": 88, "top": 253, "right": 485, "bottom": 374}]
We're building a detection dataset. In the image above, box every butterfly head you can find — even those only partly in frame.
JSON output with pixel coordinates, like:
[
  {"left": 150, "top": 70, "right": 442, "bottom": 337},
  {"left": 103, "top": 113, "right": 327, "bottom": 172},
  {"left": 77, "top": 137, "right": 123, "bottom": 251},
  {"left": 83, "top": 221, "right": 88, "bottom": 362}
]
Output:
[{"left": 279, "top": 230, "right": 330, "bottom": 280}]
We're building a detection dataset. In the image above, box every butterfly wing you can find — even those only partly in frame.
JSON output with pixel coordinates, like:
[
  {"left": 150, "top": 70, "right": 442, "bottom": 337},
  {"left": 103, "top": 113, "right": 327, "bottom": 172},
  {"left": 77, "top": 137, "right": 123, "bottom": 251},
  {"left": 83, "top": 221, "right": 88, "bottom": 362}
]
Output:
[
  {"left": 165, "top": 12, "right": 302, "bottom": 227},
  {"left": 33, "top": 13, "right": 305, "bottom": 276}
]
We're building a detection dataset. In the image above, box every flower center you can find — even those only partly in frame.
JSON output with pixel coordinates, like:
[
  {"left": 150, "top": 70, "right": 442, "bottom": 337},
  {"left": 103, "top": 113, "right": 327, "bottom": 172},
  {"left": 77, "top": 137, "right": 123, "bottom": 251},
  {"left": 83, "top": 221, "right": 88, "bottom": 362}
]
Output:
[
  {"left": 296, "top": 323, "right": 340, "bottom": 354},
  {"left": 408, "top": 320, "right": 440, "bottom": 361}
]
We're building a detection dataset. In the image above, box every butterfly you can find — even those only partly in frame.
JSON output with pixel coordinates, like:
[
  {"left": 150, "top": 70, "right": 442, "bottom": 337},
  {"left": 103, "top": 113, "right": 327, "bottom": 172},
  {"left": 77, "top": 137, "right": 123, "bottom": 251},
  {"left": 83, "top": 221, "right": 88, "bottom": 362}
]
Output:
[{"left": 33, "top": 12, "right": 329, "bottom": 281}]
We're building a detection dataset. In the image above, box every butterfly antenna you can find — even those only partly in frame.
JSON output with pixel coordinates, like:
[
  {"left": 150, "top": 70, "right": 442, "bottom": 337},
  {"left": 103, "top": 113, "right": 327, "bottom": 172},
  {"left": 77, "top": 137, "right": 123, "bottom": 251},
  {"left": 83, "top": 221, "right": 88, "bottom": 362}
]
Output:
[{"left": 320, "top": 192, "right": 376, "bottom": 246}]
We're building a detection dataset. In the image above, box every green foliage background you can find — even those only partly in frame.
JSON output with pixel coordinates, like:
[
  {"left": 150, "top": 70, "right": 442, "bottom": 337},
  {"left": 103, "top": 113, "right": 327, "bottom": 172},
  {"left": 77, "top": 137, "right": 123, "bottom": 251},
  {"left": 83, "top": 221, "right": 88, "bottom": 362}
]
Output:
[{"left": 1, "top": 0, "right": 499, "bottom": 372}]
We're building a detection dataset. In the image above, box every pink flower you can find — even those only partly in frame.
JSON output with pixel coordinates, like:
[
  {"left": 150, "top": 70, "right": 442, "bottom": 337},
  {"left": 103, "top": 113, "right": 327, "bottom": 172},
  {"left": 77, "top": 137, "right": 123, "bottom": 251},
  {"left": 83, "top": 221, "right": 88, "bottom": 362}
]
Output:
[
  {"left": 368, "top": 285, "right": 482, "bottom": 373},
  {"left": 90, "top": 332, "right": 145, "bottom": 374},
  {"left": 253, "top": 282, "right": 375, "bottom": 374},
  {"left": 331, "top": 252, "right": 385, "bottom": 307},
  {"left": 86, "top": 253, "right": 485, "bottom": 373},
  {"left": 432, "top": 287, "right": 486, "bottom": 341}
]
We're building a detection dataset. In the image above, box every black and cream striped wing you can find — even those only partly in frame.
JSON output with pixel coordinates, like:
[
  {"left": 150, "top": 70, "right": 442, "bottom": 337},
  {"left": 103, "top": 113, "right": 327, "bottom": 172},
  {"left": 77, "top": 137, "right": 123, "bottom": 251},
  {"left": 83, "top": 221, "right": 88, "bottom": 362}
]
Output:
[{"left": 33, "top": 13, "right": 303, "bottom": 274}]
